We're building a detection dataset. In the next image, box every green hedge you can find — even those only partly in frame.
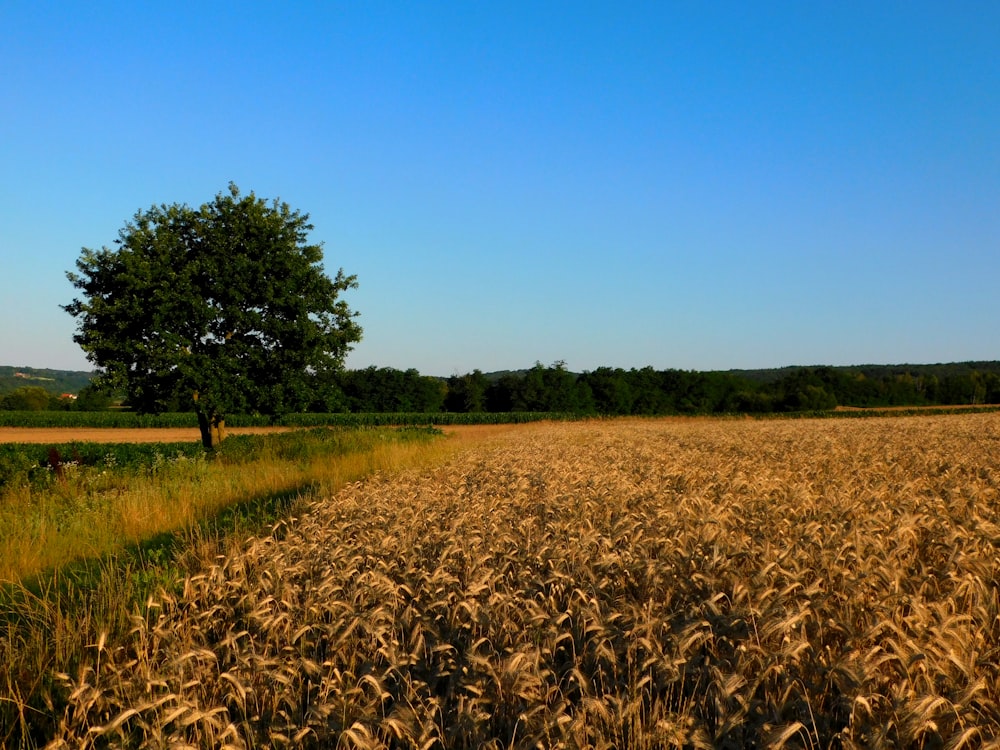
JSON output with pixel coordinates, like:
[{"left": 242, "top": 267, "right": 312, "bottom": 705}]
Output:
[
  {"left": 0, "top": 411, "right": 200, "bottom": 428},
  {"left": 0, "top": 411, "right": 573, "bottom": 428}
]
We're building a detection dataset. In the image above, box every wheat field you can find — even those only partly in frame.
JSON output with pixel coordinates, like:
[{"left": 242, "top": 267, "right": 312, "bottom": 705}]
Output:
[{"left": 45, "top": 415, "right": 1000, "bottom": 748}]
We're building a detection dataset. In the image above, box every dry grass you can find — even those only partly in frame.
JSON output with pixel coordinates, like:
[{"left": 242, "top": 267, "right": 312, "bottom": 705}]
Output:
[
  {"left": 0, "top": 429, "right": 458, "bottom": 584},
  {"left": 0, "top": 428, "right": 460, "bottom": 748},
  {"left": 43, "top": 415, "right": 1000, "bottom": 748}
]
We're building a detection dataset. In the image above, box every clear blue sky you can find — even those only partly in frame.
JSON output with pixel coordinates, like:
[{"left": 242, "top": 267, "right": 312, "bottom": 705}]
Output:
[{"left": 2, "top": 2, "right": 997, "bottom": 376}]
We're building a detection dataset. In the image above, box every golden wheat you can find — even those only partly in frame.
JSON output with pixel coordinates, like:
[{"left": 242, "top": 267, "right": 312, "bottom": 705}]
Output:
[{"left": 46, "top": 415, "right": 1000, "bottom": 748}]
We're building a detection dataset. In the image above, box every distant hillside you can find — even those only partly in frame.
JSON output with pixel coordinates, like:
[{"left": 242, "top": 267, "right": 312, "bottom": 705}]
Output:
[
  {"left": 481, "top": 369, "right": 530, "bottom": 382},
  {"left": 0, "top": 366, "right": 95, "bottom": 396},
  {"left": 487, "top": 361, "right": 1000, "bottom": 382},
  {"left": 726, "top": 361, "right": 1000, "bottom": 384},
  {"left": 6, "top": 360, "right": 1000, "bottom": 400}
]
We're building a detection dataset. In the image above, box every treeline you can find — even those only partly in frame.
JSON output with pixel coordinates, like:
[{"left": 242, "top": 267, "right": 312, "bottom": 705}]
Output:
[
  {"left": 318, "top": 362, "right": 1000, "bottom": 416},
  {"left": 0, "top": 384, "right": 112, "bottom": 412},
  {"left": 4, "top": 362, "right": 1000, "bottom": 416}
]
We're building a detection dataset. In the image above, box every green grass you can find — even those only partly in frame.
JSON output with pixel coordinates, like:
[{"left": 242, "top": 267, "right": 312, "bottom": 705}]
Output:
[{"left": 0, "top": 441, "right": 207, "bottom": 490}]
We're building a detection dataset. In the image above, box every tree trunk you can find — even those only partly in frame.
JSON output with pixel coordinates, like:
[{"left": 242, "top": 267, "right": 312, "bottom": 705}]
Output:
[{"left": 196, "top": 409, "right": 226, "bottom": 450}]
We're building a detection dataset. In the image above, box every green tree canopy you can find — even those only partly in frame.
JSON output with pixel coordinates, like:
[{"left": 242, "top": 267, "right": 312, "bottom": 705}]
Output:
[
  {"left": 0, "top": 386, "right": 51, "bottom": 411},
  {"left": 445, "top": 369, "right": 489, "bottom": 412},
  {"left": 65, "top": 184, "right": 362, "bottom": 448}
]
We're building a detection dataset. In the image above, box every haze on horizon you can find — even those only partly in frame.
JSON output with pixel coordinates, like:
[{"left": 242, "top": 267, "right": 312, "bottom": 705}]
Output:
[{"left": 2, "top": 3, "right": 997, "bottom": 377}]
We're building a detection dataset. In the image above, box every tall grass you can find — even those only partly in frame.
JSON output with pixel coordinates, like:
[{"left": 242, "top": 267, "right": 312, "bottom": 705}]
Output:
[
  {"left": 0, "top": 429, "right": 446, "bottom": 583},
  {"left": 0, "top": 427, "right": 460, "bottom": 748}
]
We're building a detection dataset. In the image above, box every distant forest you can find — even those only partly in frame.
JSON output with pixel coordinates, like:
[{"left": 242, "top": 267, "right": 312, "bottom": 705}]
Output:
[
  {"left": 3, "top": 361, "right": 1000, "bottom": 415},
  {"left": 331, "top": 361, "right": 1000, "bottom": 415}
]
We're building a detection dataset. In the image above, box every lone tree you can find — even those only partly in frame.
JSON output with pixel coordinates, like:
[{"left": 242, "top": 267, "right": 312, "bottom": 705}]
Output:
[{"left": 65, "top": 184, "right": 362, "bottom": 449}]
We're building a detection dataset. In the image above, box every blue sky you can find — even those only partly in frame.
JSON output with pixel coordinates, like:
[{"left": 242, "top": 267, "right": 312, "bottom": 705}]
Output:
[{"left": 2, "top": 2, "right": 997, "bottom": 375}]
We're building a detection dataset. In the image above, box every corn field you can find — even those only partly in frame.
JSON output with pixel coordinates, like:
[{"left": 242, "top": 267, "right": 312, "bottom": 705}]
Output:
[{"left": 45, "top": 414, "right": 1000, "bottom": 748}]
